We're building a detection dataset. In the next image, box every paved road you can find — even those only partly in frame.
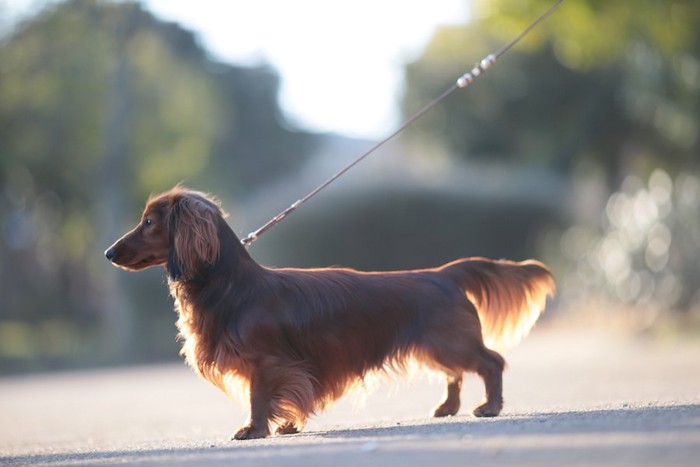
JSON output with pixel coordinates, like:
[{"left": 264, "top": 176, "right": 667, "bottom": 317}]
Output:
[{"left": 1, "top": 325, "right": 699, "bottom": 466}]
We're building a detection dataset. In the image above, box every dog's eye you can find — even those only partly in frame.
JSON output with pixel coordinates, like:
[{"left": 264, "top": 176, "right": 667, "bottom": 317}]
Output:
[{"left": 144, "top": 218, "right": 153, "bottom": 227}]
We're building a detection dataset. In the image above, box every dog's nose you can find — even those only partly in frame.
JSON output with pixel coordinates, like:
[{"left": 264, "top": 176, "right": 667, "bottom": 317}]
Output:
[{"left": 105, "top": 247, "right": 116, "bottom": 261}]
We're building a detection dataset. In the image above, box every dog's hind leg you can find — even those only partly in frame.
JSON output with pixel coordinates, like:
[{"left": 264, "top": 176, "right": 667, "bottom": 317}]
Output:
[
  {"left": 422, "top": 300, "right": 505, "bottom": 418},
  {"left": 472, "top": 347, "right": 505, "bottom": 417},
  {"left": 433, "top": 373, "right": 463, "bottom": 417},
  {"left": 430, "top": 345, "right": 505, "bottom": 419}
]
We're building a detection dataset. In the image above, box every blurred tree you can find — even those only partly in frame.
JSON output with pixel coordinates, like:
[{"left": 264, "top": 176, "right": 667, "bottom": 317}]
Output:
[
  {"left": 402, "top": 0, "right": 700, "bottom": 315},
  {"left": 561, "top": 169, "right": 700, "bottom": 314},
  {"left": 403, "top": 0, "right": 699, "bottom": 187},
  {"left": 0, "top": 0, "right": 316, "bottom": 370}
]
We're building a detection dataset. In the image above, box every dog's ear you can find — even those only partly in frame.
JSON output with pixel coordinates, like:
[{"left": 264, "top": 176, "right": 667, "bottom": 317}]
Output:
[{"left": 167, "top": 193, "right": 221, "bottom": 281}]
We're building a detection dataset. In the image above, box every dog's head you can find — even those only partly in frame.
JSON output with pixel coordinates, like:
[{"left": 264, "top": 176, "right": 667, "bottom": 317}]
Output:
[{"left": 105, "top": 186, "right": 225, "bottom": 281}]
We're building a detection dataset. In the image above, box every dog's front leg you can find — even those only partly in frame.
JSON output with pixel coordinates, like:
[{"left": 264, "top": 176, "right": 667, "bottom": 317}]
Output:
[{"left": 232, "top": 372, "right": 272, "bottom": 440}]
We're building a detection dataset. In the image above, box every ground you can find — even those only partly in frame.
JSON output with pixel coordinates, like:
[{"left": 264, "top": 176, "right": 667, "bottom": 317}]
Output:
[{"left": 1, "top": 324, "right": 699, "bottom": 466}]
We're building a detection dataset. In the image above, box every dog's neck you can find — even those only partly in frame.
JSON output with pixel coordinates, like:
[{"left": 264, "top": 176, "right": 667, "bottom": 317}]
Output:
[{"left": 168, "top": 217, "right": 263, "bottom": 376}]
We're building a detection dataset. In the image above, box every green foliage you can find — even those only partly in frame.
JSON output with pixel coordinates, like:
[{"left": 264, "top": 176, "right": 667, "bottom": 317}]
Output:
[
  {"left": 403, "top": 0, "right": 700, "bottom": 181},
  {"left": 402, "top": 0, "right": 700, "bottom": 314},
  {"left": 477, "top": 0, "right": 698, "bottom": 70},
  {"left": 561, "top": 169, "right": 700, "bottom": 311}
]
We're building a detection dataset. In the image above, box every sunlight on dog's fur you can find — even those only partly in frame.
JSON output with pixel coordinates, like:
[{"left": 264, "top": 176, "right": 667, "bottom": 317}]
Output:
[{"left": 105, "top": 186, "right": 555, "bottom": 440}]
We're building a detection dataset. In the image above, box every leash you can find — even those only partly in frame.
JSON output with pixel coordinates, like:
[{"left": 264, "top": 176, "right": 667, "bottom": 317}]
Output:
[{"left": 241, "top": 0, "right": 566, "bottom": 248}]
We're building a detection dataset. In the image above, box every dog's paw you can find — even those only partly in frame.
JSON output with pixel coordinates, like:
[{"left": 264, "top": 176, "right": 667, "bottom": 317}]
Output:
[
  {"left": 232, "top": 424, "right": 270, "bottom": 440},
  {"left": 433, "top": 401, "right": 460, "bottom": 418},
  {"left": 275, "top": 423, "right": 301, "bottom": 435},
  {"left": 472, "top": 401, "right": 502, "bottom": 418}
]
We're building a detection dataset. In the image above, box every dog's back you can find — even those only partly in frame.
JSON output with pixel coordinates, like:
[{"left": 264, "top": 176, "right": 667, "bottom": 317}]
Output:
[{"left": 236, "top": 258, "right": 554, "bottom": 406}]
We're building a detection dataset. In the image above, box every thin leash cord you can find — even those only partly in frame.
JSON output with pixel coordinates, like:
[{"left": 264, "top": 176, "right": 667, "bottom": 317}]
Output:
[{"left": 241, "top": 0, "right": 565, "bottom": 248}]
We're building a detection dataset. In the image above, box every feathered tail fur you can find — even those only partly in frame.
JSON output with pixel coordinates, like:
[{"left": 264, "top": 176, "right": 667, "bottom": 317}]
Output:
[{"left": 444, "top": 257, "right": 556, "bottom": 350}]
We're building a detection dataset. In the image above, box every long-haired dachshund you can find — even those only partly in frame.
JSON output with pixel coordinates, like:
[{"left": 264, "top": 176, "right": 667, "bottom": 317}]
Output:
[{"left": 105, "top": 186, "right": 555, "bottom": 440}]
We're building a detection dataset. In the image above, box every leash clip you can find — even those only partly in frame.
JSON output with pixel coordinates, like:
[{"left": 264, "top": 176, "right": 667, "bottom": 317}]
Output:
[{"left": 457, "top": 54, "right": 496, "bottom": 88}]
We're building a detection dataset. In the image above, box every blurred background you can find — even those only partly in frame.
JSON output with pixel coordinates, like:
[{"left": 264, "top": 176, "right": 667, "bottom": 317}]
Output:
[{"left": 0, "top": 0, "right": 698, "bottom": 374}]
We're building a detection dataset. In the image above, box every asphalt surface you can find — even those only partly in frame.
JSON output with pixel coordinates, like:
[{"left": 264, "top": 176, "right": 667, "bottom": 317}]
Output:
[{"left": 1, "top": 325, "right": 699, "bottom": 466}]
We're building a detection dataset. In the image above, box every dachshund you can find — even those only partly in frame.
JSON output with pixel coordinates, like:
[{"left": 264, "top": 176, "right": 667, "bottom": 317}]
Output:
[{"left": 105, "top": 186, "right": 555, "bottom": 440}]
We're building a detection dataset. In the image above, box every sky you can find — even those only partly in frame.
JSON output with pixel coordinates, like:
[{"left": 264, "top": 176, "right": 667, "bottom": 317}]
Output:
[
  {"left": 141, "top": 0, "right": 470, "bottom": 139},
  {"left": 3, "top": 0, "right": 469, "bottom": 138}
]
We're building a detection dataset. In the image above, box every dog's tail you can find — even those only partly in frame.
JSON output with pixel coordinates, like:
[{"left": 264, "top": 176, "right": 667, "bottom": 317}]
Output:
[{"left": 443, "top": 257, "right": 555, "bottom": 350}]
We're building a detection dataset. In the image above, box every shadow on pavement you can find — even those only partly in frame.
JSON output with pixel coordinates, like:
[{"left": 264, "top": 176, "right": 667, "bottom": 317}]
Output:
[{"left": 3, "top": 404, "right": 699, "bottom": 466}]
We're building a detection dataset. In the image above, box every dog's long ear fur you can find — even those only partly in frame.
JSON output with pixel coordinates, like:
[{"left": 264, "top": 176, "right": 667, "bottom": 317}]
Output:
[{"left": 167, "top": 193, "right": 221, "bottom": 281}]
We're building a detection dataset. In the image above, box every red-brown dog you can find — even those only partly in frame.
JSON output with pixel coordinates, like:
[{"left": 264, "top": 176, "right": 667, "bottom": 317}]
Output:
[{"left": 105, "top": 186, "right": 555, "bottom": 439}]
